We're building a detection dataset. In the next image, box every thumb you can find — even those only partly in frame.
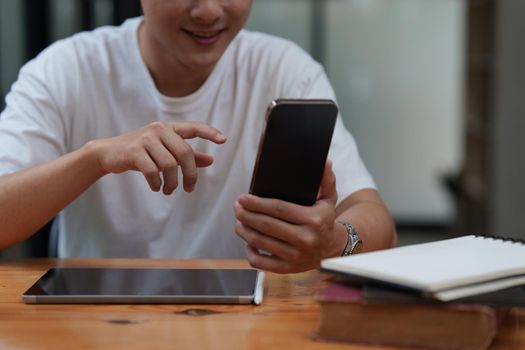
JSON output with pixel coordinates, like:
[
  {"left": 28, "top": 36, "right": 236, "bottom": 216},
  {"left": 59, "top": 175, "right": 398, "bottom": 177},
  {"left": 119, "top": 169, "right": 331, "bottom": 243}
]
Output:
[
  {"left": 317, "top": 160, "right": 338, "bottom": 205},
  {"left": 194, "top": 151, "right": 214, "bottom": 168}
]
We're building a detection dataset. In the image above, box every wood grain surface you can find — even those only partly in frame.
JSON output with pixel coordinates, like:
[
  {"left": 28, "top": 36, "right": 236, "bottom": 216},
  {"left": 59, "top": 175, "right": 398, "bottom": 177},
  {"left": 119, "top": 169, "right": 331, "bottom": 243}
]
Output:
[{"left": 0, "top": 259, "right": 523, "bottom": 350}]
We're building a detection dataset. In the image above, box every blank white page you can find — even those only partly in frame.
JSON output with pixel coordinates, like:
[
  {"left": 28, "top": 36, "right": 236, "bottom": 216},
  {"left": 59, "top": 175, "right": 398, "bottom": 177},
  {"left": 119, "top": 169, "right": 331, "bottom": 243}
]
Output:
[{"left": 321, "top": 235, "right": 525, "bottom": 291}]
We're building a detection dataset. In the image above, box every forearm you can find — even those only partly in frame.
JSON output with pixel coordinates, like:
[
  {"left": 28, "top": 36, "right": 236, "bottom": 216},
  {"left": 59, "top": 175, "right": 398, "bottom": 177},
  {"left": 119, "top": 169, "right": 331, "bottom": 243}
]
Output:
[
  {"left": 0, "top": 142, "right": 105, "bottom": 250},
  {"left": 334, "top": 188, "right": 397, "bottom": 254}
]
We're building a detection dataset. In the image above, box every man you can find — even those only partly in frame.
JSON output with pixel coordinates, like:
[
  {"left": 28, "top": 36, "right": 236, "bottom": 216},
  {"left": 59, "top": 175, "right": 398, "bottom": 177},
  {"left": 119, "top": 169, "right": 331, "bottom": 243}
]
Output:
[{"left": 0, "top": 0, "right": 396, "bottom": 273}]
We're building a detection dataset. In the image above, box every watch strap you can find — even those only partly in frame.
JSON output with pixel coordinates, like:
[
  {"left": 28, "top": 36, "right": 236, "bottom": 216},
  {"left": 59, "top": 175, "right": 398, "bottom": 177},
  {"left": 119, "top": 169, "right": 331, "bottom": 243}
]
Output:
[{"left": 337, "top": 221, "right": 362, "bottom": 256}]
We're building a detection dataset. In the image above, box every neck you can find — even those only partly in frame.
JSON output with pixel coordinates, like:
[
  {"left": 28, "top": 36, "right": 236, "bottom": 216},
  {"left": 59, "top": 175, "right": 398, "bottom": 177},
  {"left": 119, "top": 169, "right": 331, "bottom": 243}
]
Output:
[{"left": 138, "top": 23, "right": 214, "bottom": 97}]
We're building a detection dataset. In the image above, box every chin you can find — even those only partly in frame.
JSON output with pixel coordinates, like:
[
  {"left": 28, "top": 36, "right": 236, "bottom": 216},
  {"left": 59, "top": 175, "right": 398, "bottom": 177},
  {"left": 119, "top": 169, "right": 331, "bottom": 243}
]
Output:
[{"left": 186, "top": 53, "right": 224, "bottom": 70}]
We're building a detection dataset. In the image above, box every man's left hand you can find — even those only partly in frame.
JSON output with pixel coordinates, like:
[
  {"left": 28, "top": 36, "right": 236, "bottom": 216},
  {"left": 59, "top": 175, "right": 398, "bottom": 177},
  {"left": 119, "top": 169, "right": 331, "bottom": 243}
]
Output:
[{"left": 234, "top": 161, "right": 347, "bottom": 273}]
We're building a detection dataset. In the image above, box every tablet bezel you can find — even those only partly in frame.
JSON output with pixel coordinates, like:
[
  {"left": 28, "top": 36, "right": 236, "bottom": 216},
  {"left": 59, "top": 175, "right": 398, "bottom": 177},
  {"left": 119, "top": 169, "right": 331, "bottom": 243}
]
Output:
[{"left": 22, "top": 268, "right": 265, "bottom": 305}]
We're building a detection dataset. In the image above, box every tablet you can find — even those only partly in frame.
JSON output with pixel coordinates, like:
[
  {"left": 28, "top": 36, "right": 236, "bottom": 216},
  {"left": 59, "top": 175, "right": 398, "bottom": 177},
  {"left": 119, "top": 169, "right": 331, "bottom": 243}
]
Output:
[{"left": 22, "top": 268, "right": 265, "bottom": 305}]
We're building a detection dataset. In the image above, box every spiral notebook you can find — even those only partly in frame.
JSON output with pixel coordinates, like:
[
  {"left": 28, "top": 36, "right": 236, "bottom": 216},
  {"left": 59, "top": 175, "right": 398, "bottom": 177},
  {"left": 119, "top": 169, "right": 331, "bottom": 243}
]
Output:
[{"left": 320, "top": 235, "right": 525, "bottom": 301}]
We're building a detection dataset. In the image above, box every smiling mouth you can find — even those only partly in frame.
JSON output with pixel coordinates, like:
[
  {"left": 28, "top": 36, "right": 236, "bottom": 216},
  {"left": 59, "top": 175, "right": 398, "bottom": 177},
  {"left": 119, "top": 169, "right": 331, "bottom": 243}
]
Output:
[{"left": 182, "top": 29, "right": 226, "bottom": 44}]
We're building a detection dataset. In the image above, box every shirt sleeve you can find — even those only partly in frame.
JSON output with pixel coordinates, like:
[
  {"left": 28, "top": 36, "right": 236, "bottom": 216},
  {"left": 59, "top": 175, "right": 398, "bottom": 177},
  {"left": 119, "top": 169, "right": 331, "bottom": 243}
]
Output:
[{"left": 0, "top": 39, "right": 77, "bottom": 176}]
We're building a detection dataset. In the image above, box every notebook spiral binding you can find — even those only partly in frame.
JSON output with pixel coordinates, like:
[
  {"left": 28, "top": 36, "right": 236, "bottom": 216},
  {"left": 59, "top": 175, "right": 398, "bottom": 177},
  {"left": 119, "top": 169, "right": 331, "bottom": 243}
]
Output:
[{"left": 474, "top": 234, "right": 525, "bottom": 244}]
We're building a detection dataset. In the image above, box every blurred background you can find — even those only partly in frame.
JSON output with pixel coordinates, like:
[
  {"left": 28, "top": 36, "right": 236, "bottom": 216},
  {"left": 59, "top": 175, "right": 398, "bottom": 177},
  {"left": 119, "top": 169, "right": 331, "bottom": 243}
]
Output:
[{"left": 1, "top": 0, "right": 524, "bottom": 258}]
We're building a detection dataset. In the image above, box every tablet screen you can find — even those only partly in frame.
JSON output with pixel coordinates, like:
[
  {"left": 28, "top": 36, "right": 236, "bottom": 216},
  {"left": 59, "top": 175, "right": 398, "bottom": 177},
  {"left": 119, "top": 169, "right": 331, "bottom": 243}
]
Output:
[{"left": 23, "top": 268, "right": 262, "bottom": 304}]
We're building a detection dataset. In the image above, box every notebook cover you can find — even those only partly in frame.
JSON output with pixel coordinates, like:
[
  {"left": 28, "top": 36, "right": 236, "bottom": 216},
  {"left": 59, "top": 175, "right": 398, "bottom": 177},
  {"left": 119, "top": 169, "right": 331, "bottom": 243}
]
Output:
[{"left": 320, "top": 235, "right": 525, "bottom": 299}]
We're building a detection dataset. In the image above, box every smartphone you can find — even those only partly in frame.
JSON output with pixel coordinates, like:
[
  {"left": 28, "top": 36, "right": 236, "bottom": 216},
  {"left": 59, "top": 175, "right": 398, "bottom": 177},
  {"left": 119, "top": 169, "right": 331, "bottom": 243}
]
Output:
[{"left": 249, "top": 99, "right": 338, "bottom": 206}]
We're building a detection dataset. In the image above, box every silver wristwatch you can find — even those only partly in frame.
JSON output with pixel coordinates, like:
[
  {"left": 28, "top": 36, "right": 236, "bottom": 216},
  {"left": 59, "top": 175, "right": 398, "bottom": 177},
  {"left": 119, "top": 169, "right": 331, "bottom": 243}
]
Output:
[{"left": 338, "top": 221, "right": 363, "bottom": 256}]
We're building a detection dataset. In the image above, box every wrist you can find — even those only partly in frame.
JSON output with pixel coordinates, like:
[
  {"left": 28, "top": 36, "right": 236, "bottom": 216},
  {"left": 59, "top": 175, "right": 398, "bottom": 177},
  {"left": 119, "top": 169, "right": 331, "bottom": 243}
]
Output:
[
  {"left": 80, "top": 140, "right": 109, "bottom": 178},
  {"left": 327, "top": 221, "right": 350, "bottom": 258}
]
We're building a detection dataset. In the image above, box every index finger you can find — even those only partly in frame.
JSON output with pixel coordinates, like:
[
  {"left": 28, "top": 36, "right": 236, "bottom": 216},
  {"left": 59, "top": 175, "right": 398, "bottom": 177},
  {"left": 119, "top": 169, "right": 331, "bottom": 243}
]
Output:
[
  {"left": 237, "top": 194, "right": 310, "bottom": 224},
  {"left": 170, "top": 122, "right": 227, "bottom": 144}
]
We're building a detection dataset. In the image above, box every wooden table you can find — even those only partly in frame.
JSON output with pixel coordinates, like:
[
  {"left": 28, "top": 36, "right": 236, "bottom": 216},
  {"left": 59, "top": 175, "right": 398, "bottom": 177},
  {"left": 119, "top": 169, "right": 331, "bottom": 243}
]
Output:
[{"left": 0, "top": 259, "right": 524, "bottom": 350}]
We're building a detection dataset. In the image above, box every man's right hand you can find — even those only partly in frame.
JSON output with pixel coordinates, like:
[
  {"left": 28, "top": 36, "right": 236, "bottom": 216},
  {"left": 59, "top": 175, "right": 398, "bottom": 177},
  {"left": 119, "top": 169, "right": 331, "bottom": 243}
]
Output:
[
  {"left": 0, "top": 121, "right": 225, "bottom": 249},
  {"left": 87, "top": 121, "right": 226, "bottom": 195}
]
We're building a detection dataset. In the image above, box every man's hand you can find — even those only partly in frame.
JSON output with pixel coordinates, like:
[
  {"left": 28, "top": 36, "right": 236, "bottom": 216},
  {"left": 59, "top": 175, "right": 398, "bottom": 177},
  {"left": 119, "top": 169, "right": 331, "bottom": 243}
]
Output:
[
  {"left": 87, "top": 121, "right": 226, "bottom": 194},
  {"left": 234, "top": 161, "right": 348, "bottom": 273}
]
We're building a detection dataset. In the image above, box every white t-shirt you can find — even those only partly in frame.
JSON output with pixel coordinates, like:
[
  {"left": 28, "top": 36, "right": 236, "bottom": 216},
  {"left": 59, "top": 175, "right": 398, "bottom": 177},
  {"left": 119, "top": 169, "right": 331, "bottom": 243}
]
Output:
[{"left": 0, "top": 18, "right": 376, "bottom": 258}]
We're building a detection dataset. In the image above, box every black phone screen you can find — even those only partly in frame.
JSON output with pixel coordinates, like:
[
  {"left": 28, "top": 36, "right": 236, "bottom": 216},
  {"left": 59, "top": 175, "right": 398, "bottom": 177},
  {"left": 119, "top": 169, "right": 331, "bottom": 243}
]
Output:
[{"left": 249, "top": 99, "right": 338, "bottom": 206}]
